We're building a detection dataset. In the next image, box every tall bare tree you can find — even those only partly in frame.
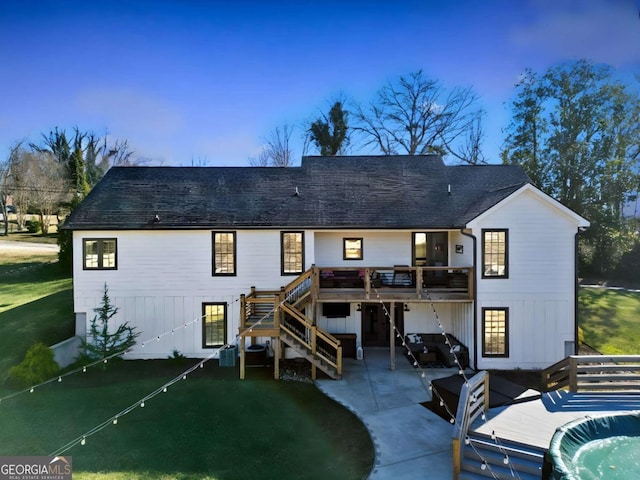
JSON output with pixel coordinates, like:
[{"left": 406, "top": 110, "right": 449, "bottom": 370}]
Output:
[
  {"left": 249, "top": 124, "right": 295, "bottom": 167},
  {"left": 26, "top": 151, "right": 69, "bottom": 234},
  {"left": 352, "top": 70, "right": 484, "bottom": 162}
]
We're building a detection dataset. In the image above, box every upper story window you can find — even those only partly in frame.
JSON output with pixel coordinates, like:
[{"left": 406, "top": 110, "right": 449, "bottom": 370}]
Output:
[
  {"left": 482, "top": 229, "right": 508, "bottom": 278},
  {"left": 213, "top": 232, "right": 236, "bottom": 276},
  {"left": 343, "top": 238, "right": 363, "bottom": 260},
  {"left": 83, "top": 238, "right": 117, "bottom": 270},
  {"left": 281, "top": 231, "right": 304, "bottom": 275}
]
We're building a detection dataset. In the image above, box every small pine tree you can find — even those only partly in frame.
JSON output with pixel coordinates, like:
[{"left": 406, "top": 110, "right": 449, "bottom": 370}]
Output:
[{"left": 80, "top": 283, "right": 139, "bottom": 361}]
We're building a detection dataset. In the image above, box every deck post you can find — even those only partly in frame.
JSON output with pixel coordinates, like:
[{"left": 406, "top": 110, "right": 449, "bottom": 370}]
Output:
[
  {"left": 452, "top": 438, "right": 461, "bottom": 479},
  {"left": 390, "top": 302, "right": 396, "bottom": 370},
  {"left": 274, "top": 337, "right": 280, "bottom": 380},
  {"left": 240, "top": 294, "right": 246, "bottom": 329},
  {"left": 311, "top": 327, "right": 317, "bottom": 380},
  {"left": 569, "top": 355, "right": 578, "bottom": 392},
  {"left": 467, "top": 268, "right": 474, "bottom": 300},
  {"left": 240, "top": 335, "right": 246, "bottom": 380},
  {"left": 364, "top": 268, "right": 371, "bottom": 300},
  {"left": 483, "top": 371, "right": 490, "bottom": 412},
  {"left": 416, "top": 267, "right": 423, "bottom": 299}
]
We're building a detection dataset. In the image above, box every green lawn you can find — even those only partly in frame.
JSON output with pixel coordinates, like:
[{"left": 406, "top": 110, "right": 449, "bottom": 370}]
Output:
[
  {"left": 0, "top": 360, "right": 374, "bottom": 480},
  {"left": 0, "top": 252, "right": 374, "bottom": 479},
  {"left": 0, "top": 250, "right": 73, "bottom": 383},
  {"left": 578, "top": 287, "right": 640, "bottom": 354}
]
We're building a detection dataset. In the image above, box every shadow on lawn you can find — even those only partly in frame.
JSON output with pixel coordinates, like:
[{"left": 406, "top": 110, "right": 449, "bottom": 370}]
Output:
[{"left": 1, "top": 359, "right": 374, "bottom": 480}]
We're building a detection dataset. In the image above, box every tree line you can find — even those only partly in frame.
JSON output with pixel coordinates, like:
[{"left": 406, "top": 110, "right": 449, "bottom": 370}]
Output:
[
  {"left": 2, "top": 59, "right": 639, "bottom": 279},
  {"left": 257, "top": 60, "right": 640, "bottom": 279}
]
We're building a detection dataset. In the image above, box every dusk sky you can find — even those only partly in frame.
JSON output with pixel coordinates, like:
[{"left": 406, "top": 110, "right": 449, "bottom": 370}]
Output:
[{"left": 1, "top": 0, "right": 639, "bottom": 167}]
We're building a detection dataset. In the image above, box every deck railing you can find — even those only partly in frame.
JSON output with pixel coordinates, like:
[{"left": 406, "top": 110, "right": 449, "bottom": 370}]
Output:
[
  {"left": 313, "top": 265, "right": 474, "bottom": 300},
  {"left": 451, "top": 371, "right": 489, "bottom": 479},
  {"left": 542, "top": 355, "right": 640, "bottom": 392}
]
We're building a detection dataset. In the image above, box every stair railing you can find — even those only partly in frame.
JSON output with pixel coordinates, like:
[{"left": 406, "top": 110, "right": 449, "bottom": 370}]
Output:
[{"left": 452, "top": 371, "right": 489, "bottom": 479}]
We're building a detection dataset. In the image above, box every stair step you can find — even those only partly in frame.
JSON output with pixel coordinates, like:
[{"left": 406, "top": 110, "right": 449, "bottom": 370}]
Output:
[
  {"left": 463, "top": 445, "right": 543, "bottom": 476},
  {"left": 467, "top": 436, "right": 545, "bottom": 462},
  {"left": 460, "top": 458, "right": 541, "bottom": 480}
]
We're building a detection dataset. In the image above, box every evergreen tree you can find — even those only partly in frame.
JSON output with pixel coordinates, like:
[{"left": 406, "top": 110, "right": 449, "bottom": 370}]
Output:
[
  {"left": 79, "top": 284, "right": 139, "bottom": 361},
  {"left": 308, "top": 101, "right": 349, "bottom": 156}
]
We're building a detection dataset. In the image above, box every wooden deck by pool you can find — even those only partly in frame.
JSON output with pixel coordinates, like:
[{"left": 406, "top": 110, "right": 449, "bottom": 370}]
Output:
[{"left": 471, "top": 391, "right": 640, "bottom": 450}]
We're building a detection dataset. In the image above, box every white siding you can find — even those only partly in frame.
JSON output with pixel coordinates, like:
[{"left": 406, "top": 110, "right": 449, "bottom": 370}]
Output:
[
  {"left": 73, "top": 230, "right": 313, "bottom": 359},
  {"left": 469, "top": 188, "right": 579, "bottom": 370},
  {"left": 314, "top": 231, "right": 411, "bottom": 266}
]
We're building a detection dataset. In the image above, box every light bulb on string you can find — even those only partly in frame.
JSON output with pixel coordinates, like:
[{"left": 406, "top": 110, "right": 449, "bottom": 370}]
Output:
[
  {"left": 449, "top": 418, "right": 454, "bottom": 424},
  {"left": 29, "top": 388, "right": 34, "bottom": 393},
  {"left": 113, "top": 418, "right": 118, "bottom": 425},
  {"left": 480, "top": 461, "right": 487, "bottom": 471},
  {"left": 58, "top": 377, "right": 62, "bottom": 382},
  {"left": 103, "top": 359, "right": 108, "bottom": 364},
  {"left": 503, "top": 455, "right": 509, "bottom": 464},
  {"left": 140, "top": 401, "right": 145, "bottom": 408},
  {"left": 81, "top": 437, "right": 86, "bottom": 446},
  {"left": 163, "top": 387, "right": 167, "bottom": 393},
  {"left": 82, "top": 366, "right": 87, "bottom": 372},
  {"left": 465, "top": 436, "right": 470, "bottom": 445}
]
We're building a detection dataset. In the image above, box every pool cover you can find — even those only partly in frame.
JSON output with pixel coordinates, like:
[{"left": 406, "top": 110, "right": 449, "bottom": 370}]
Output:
[{"left": 547, "top": 412, "right": 640, "bottom": 479}]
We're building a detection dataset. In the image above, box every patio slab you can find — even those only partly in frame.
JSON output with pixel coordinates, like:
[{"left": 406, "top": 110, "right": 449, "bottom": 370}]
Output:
[{"left": 316, "top": 347, "right": 455, "bottom": 480}]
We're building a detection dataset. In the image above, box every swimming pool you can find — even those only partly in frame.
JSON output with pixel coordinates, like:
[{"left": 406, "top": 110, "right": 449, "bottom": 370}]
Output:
[{"left": 547, "top": 412, "right": 640, "bottom": 479}]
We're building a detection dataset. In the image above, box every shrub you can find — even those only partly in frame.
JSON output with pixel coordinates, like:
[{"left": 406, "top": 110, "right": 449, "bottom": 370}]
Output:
[
  {"left": 26, "top": 219, "right": 41, "bottom": 234},
  {"left": 7, "top": 343, "right": 59, "bottom": 388}
]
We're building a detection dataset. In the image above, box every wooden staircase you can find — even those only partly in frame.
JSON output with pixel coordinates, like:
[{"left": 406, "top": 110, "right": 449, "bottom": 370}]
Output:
[{"left": 239, "top": 269, "right": 343, "bottom": 380}]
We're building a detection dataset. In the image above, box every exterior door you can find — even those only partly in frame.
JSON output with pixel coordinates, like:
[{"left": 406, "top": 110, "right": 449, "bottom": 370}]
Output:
[{"left": 361, "top": 303, "right": 404, "bottom": 347}]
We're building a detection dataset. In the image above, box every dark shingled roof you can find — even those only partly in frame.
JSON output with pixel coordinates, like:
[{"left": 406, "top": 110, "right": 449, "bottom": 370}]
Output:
[{"left": 64, "top": 155, "right": 531, "bottom": 230}]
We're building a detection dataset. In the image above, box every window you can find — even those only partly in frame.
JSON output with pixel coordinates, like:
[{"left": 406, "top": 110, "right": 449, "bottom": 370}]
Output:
[
  {"left": 482, "top": 308, "right": 509, "bottom": 357},
  {"left": 83, "top": 238, "right": 117, "bottom": 270},
  {"left": 202, "top": 303, "right": 227, "bottom": 348},
  {"left": 482, "top": 229, "right": 508, "bottom": 278},
  {"left": 281, "top": 231, "right": 304, "bottom": 275},
  {"left": 212, "top": 232, "right": 236, "bottom": 275},
  {"left": 343, "top": 238, "right": 363, "bottom": 260}
]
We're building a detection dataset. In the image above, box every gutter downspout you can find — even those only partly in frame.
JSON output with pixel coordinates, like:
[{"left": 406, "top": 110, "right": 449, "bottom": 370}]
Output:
[
  {"left": 574, "top": 228, "right": 585, "bottom": 355},
  {"left": 460, "top": 228, "right": 478, "bottom": 369}
]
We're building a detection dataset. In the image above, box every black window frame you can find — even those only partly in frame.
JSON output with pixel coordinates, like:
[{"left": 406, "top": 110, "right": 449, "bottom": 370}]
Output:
[
  {"left": 481, "top": 229, "right": 509, "bottom": 278},
  {"left": 482, "top": 307, "right": 509, "bottom": 357},
  {"left": 343, "top": 237, "right": 363, "bottom": 260},
  {"left": 202, "top": 302, "right": 227, "bottom": 348},
  {"left": 82, "top": 238, "right": 118, "bottom": 270},
  {"left": 212, "top": 231, "right": 237, "bottom": 276},
  {"left": 281, "top": 231, "right": 304, "bottom": 275}
]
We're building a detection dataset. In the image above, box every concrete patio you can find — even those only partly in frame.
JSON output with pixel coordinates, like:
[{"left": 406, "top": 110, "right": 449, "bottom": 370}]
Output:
[{"left": 316, "top": 347, "right": 458, "bottom": 480}]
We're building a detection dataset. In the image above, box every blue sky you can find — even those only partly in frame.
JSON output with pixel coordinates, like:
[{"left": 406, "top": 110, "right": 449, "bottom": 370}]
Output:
[{"left": 1, "top": 0, "right": 639, "bottom": 166}]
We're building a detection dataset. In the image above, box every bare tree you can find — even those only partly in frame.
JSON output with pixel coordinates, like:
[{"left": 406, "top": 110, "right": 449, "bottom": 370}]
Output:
[
  {"left": 352, "top": 70, "right": 483, "bottom": 161},
  {"left": 249, "top": 124, "right": 296, "bottom": 167},
  {"left": 1, "top": 143, "right": 25, "bottom": 234},
  {"left": 26, "top": 151, "right": 69, "bottom": 234}
]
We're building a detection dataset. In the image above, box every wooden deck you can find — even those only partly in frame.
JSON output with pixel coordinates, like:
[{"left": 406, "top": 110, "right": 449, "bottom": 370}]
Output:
[
  {"left": 318, "top": 287, "right": 472, "bottom": 303},
  {"left": 471, "top": 391, "right": 640, "bottom": 450}
]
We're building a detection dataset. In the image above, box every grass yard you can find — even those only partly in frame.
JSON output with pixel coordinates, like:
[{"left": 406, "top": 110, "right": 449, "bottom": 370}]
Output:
[
  {"left": 0, "top": 247, "right": 73, "bottom": 382},
  {"left": 0, "top": 360, "right": 374, "bottom": 480},
  {"left": 0, "top": 248, "right": 374, "bottom": 479},
  {"left": 578, "top": 287, "right": 640, "bottom": 355}
]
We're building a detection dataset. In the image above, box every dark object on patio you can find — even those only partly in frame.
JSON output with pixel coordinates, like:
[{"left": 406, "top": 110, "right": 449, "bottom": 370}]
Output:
[
  {"left": 404, "top": 333, "right": 469, "bottom": 368},
  {"left": 331, "top": 333, "right": 357, "bottom": 359},
  {"left": 219, "top": 345, "right": 237, "bottom": 367},
  {"left": 427, "top": 373, "right": 538, "bottom": 422},
  {"left": 245, "top": 344, "right": 268, "bottom": 367}
]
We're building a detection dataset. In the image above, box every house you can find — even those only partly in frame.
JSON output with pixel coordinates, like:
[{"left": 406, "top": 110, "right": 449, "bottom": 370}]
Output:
[{"left": 63, "top": 155, "right": 589, "bottom": 378}]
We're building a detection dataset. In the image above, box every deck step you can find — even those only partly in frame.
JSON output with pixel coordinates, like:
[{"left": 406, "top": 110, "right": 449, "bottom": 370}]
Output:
[{"left": 460, "top": 434, "right": 544, "bottom": 479}]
